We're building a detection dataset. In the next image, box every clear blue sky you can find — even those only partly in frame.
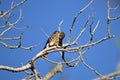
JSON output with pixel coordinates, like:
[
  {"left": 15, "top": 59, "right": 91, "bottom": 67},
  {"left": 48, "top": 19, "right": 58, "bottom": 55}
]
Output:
[{"left": 0, "top": 0, "right": 120, "bottom": 80}]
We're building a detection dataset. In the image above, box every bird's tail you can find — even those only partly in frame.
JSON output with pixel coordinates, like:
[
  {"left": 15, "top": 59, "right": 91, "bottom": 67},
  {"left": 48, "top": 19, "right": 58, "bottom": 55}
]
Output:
[
  {"left": 41, "top": 40, "right": 49, "bottom": 59},
  {"left": 41, "top": 55, "right": 47, "bottom": 59}
]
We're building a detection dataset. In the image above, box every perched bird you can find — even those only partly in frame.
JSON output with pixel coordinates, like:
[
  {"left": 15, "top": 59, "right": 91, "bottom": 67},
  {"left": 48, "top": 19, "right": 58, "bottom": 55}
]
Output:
[{"left": 41, "top": 31, "right": 65, "bottom": 59}]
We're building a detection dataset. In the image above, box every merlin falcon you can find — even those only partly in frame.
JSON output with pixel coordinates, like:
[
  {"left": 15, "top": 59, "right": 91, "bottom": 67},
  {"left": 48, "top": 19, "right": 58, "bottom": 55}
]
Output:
[{"left": 41, "top": 31, "right": 65, "bottom": 59}]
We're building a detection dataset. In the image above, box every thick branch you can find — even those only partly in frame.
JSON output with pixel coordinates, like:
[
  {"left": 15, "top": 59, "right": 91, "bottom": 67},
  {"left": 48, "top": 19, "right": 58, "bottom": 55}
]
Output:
[
  {"left": 42, "top": 63, "right": 62, "bottom": 80},
  {"left": 0, "top": 63, "right": 31, "bottom": 72}
]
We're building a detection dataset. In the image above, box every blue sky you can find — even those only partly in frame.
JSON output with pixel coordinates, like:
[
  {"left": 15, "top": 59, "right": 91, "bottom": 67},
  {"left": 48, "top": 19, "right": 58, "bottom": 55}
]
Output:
[{"left": 0, "top": 0, "right": 120, "bottom": 80}]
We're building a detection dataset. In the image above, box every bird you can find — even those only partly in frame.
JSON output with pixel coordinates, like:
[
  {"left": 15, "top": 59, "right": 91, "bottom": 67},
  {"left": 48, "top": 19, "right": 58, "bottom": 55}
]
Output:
[{"left": 41, "top": 31, "right": 65, "bottom": 59}]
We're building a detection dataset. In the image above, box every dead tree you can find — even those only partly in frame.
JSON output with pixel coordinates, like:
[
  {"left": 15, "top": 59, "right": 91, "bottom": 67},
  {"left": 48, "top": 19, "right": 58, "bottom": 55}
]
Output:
[{"left": 0, "top": 0, "right": 120, "bottom": 80}]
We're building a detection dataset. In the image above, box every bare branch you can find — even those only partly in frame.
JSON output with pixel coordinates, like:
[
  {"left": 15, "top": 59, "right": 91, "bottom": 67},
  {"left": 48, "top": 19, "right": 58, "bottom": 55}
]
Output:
[
  {"left": 22, "top": 75, "right": 34, "bottom": 80},
  {"left": 11, "top": 0, "right": 15, "bottom": 7},
  {"left": 89, "top": 13, "right": 94, "bottom": 42},
  {"left": 110, "top": 4, "right": 119, "bottom": 10},
  {"left": 0, "top": 63, "right": 31, "bottom": 72},
  {"left": 92, "top": 20, "right": 100, "bottom": 36},
  {"left": 0, "top": 47, "right": 51, "bottom": 73},
  {"left": 21, "top": 43, "right": 40, "bottom": 50},
  {"left": 79, "top": 51, "right": 103, "bottom": 77},
  {"left": 95, "top": 71, "right": 120, "bottom": 80},
  {"left": 12, "top": 8, "right": 22, "bottom": 25},
  {"left": 43, "top": 58, "right": 59, "bottom": 64},
  {"left": 0, "top": 41, "right": 20, "bottom": 49},
  {"left": 40, "top": 28, "right": 49, "bottom": 38},
  {"left": 107, "top": 0, "right": 111, "bottom": 37},
  {"left": 88, "top": 20, "right": 100, "bottom": 43},
  {"left": 0, "top": 36, "right": 20, "bottom": 40},
  {"left": 24, "top": 70, "right": 33, "bottom": 75},
  {"left": 81, "top": 36, "right": 114, "bottom": 48},
  {"left": 0, "top": 25, "right": 6, "bottom": 28},
  {"left": 110, "top": 15, "right": 120, "bottom": 21},
  {"left": 0, "top": 0, "right": 27, "bottom": 18},
  {"left": 42, "top": 52, "right": 80, "bottom": 67},
  {"left": 30, "top": 62, "right": 40, "bottom": 80},
  {"left": 42, "top": 63, "right": 62, "bottom": 80},
  {"left": 74, "top": 16, "right": 90, "bottom": 42},
  {"left": 13, "top": 25, "right": 29, "bottom": 30},
  {"left": 107, "top": 0, "right": 120, "bottom": 37},
  {"left": 61, "top": 51, "right": 75, "bottom": 67},
  {"left": 0, "top": 0, "right": 37, "bottom": 51},
  {"left": 45, "top": 36, "right": 114, "bottom": 53},
  {"left": 58, "top": 20, "right": 64, "bottom": 31},
  {"left": 68, "top": 0, "right": 94, "bottom": 43},
  {"left": 0, "top": 0, "right": 119, "bottom": 80},
  {"left": 0, "top": 25, "right": 13, "bottom": 37}
]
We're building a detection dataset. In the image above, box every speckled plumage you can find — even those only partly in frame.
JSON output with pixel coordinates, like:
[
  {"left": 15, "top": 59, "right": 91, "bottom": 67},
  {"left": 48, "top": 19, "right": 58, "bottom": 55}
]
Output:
[{"left": 41, "top": 31, "right": 65, "bottom": 59}]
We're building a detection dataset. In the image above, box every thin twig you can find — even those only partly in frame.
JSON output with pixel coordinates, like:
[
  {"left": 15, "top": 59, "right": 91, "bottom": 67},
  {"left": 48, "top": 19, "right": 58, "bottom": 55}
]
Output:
[
  {"left": 0, "top": 36, "right": 20, "bottom": 40},
  {"left": 40, "top": 28, "right": 49, "bottom": 38},
  {"left": 0, "top": 0, "right": 27, "bottom": 18},
  {"left": 110, "top": 4, "right": 119, "bottom": 10},
  {"left": 13, "top": 25, "right": 29, "bottom": 30},
  {"left": 95, "top": 71, "right": 120, "bottom": 80},
  {"left": 88, "top": 20, "right": 100, "bottom": 43},
  {"left": 89, "top": 12, "right": 94, "bottom": 42},
  {"left": 22, "top": 75, "right": 34, "bottom": 80},
  {"left": 0, "top": 25, "right": 6, "bottom": 28},
  {"left": 0, "top": 25, "right": 13, "bottom": 37},
  {"left": 58, "top": 20, "right": 64, "bottom": 31},
  {"left": 21, "top": 43, "right": 40, "bottom": 50},
  {"left": 13, "top": 8, "right": 22, "bottom": 25},
  {"left": 74, "top": 16, "right": 90, "bottom": 42},
  {"left": 68, "top": 0, "right": 94, "bottom": 43},
  {"left": 107, "top": 0, "right": 111, "bottom": 37},
  {"left": 107, "top": 0, "right": 120, "bottom": 37},
  {"left": 0, "top": 41, "right": 20, "bottom": 49},
  {"left": 92, "top": 20, "right": 100, "bottom": 35},
  {"left": 79, "top": 51, "right": 103, "bottom": 77},
  {"left": 110, "top": 15, "right": 120, "bottom": 21},
  {"left": 61, "top": 51, "right": 75, "bottom": 67}
]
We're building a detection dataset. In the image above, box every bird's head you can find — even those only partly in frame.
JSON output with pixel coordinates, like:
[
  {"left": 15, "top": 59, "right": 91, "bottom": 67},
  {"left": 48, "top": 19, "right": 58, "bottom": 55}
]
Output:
[{"left": 59, "top": 32, "right": 65, "bottom": 39}]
